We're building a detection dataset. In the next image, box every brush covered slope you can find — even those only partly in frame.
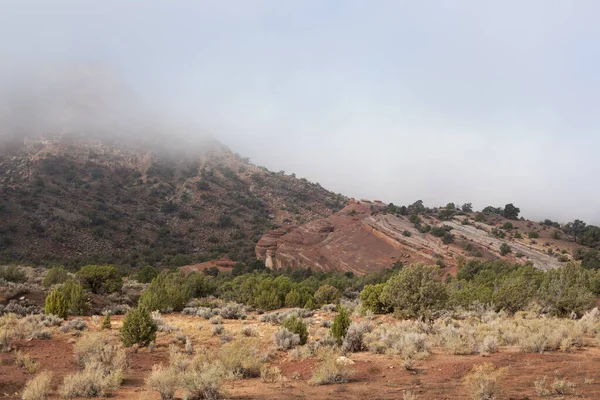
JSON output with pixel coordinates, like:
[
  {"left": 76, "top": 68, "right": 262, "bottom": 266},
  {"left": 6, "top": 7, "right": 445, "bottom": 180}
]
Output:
[{"left": 0, "top": 134, "right": 346, "bottom": 267}]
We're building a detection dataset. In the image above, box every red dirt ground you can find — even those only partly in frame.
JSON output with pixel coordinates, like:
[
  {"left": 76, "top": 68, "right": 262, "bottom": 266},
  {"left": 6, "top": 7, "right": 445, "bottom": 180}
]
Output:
[{"left": 3, "top": 315, "right": 600, "bottom": 399}]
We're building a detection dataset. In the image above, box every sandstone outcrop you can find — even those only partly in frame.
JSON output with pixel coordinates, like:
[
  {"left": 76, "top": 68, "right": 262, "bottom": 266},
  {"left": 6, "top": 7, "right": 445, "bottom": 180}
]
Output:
[{"left": 256, "top": 201, "right": 564, "bottom": 274}]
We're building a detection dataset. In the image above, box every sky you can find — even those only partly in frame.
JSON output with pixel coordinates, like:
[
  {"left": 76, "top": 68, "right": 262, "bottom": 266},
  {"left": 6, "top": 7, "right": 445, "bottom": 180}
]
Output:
[{"left": 1, "top": 1, "right": 599, "bottom": 223}]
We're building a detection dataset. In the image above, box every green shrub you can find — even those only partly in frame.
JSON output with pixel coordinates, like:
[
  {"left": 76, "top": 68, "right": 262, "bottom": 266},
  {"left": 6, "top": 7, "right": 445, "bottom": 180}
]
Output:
[
  {"left": 62, "top": 280, "right": 90, "bottom": 316},
  {"left": 119, "top": 306, "right": 157, "bottom": 347},
  {"left": 45, "top": 288, "right": 68, "bottom": 319},
  {"left": 359, "top": 283, "right": 390, "bottom": 314},
  {"left": 0, "top": 265, "right": 27, "bottom": 283},
  {"left": 282, "top": 315, "right": 308, "bottom": 345},
  {"left": 442, "top": 232, "right": 455, "bottom": 244},
  {"left": 331, "top": 308, "right": 351, "bottom": 346},
  {"left": 500, "top": 243, "right": 511, "bottom": 256},
  {"left": 101, "top": 314, "right": 111, "bottom": 330},
  {"left": 135, "top": 265, "right": 159, "bottom": 284},
  {"left": 77, "top": 265, "right": 122, "bottom": 294},
  {"left": 139, "top": 272, "right": 189, "bottom": 312},
  {"left": 528, "top": 231, "right": 540, "bottom": 239},
  {"left": 314, "top": 284, "right": 341, "bottom": 305},
  {"left": 42, "top": 266, "right": 68, "bottom": 288},
  {"left": 380, "top": 263, "right": 447, "bottom": 319}
]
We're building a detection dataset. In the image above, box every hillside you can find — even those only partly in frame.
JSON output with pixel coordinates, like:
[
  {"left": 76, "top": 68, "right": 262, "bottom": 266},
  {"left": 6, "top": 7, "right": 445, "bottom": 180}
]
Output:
[
  {"left": 257, "top": 200, "right": 595, "bottom": 274},
  {"left": 0, "top": 134, "right": 346, "bottom": 267}
]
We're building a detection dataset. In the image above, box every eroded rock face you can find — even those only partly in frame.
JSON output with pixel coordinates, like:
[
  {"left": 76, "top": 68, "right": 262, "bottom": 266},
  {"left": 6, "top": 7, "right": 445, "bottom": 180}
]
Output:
[{"left": 256, "top": 201, "right": 563, "bottom": 275}]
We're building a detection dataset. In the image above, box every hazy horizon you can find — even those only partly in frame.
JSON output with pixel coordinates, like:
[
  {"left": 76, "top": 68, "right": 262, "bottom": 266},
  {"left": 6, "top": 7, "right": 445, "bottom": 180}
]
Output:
[{"left": 1, "top": 1, "right": 599, "bottom": 224}]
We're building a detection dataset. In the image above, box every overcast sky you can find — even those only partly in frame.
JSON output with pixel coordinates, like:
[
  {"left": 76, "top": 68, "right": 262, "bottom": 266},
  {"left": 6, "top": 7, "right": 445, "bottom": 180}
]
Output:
[{"left": 1, "top": 1, "right": 599, "bottom": 223}]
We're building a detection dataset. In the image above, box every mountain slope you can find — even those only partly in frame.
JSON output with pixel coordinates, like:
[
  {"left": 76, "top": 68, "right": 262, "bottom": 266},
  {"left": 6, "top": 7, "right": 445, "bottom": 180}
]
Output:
[{"left": 0, "top": 134, "right": 346, "bottom": 267}]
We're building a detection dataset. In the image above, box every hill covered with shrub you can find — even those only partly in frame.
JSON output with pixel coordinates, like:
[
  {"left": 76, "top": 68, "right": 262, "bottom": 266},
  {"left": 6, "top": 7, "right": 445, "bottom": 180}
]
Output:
[{"left": 0, "top": 134, "right": 346, "bottom": 268}]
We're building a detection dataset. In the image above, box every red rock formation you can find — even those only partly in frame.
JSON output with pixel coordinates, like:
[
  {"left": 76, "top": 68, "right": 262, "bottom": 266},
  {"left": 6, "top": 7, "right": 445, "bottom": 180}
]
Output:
[{"left": 256, "top": 201, "right": 564, "bottom": 275}]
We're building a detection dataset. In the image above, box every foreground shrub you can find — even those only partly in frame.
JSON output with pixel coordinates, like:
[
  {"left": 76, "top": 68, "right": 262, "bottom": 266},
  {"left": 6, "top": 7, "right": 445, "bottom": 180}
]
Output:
[
  {"left": 331, "top": 307, "right": 351, "bottom": 346},
  {"left": 219, "top": 339, "right": 262, "bottom": 378},
  {"left": 146, "top": 365, "right": 180, "bottom": 400},
  {"left": 463, "top": 362, "right": 506, "bottom": 400},
  {"left": 21, "top": 370, "right": 53, "bottom": 400},
  {"left": 282, "top": 315, "right": 308, "bottom": 345},
  {"left": 273, "top": 328, "right": 300, "bottom": 350},
  {"left": 42, "top": 266, "right": 68, "bottom": 288},
  {"left": 309, "top": 350, "right": 354, "bottom": 385},
  {"left": 44, "top": 288, "right": 68, "bottom": 319},
  {"left": 119, "top": 306, "right": 157, "bottom": 347},
  {"left": 60, "top": 361, "right": 122, "bottom": 398}
]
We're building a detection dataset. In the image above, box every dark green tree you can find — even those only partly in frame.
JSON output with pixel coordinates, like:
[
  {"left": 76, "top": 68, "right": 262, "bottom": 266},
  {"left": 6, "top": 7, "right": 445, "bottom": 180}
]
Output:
[{"left": 119, "top": 306, "right": 157, "bottom": 347}]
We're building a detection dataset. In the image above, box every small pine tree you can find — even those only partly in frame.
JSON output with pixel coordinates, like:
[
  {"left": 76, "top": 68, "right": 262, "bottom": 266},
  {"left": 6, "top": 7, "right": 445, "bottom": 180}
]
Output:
[
  {"left": 282, "top": 315, "right": 308, "bottom": 345},
  {"left": 119, "top": 306, "right": 157, "bottom": 347},
  {"left": 101, "top": 313, "right": 111, "bottom": 330},
  {"left": 62, "top": 280, "right": 89, "bottom": 316},
  {"left": 331, "top": 307, "right": 351, "bottom": 346},
  {"left": 44, "top": 288, "right": 68, "bottom": 319}
]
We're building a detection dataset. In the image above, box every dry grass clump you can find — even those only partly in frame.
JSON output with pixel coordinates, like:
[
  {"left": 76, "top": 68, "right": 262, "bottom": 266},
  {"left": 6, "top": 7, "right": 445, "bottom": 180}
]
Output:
[
  {"left": 402, "top": 390, "right": 421, "bottom": 400},
  {"left": 209, "top": 315, "right": 223, "bottom": 325},
  {"left": 15, "top": 351, "right": 39, "bottom": 374},
  {"left": 212, "top": 324, "right": 224, "bottom": 336},
  {"left": 182, "top": 362, "right": 224, "bottom": 400},
  {"left": 309, "top": 349, "right": 354, "bottom": 385},
  {"left": 578, "top": 307, "right": 600, "bottom": 334},
  {"left": 439, "top": 325, "right": 477, "bottom": 355},
  {"left": 74, "top": 333, "right": 126, "bottom": 372},
  {"left": 60, "top": 333, "right": 125, "bottom": 398},
  {"left": 259, "top": 308, "right": 313, "bottom": 324},
  {"left": 513, "top": 319, "right": 583, "bottom": 353},
  {"left": 215, "top": 302, "right": 246, "bottom": 320},
  {"left": 219, "top": 339, "right": 263, "bottom": 378},
  {"left": 21, "top": 370, "right": 53, "bottom": 400},
  {"left": 342, "top": 322, "right": 372, "bottom": 353},
  {"left": 1, "top": 313, "right": 63, "bottom": 350},
  {"left": 241, "top": 325, "right": 258, "bottom": 337},
  {"left": 183, "top": 306, "right": 215, "bottom": 319},
  {"left": 363, "top": 323, "right": 429, "bottom": 359},
  {"left": 463, "top": 362, "right": 506, "bottom": 400},
  {"left": 534, "top": 376, "right": 550, "bottom": 396},
  {"left": 534, "top": 375, "right": 577, "bottom": 397},
  {"left": 146, "top": 364, "right": 180, "bottom": 400},
  {"left": 480, "top": 335, "right": 499, "bottom": 354},
  {"left": 60, "top": 361, "right": 123, "bottom": 398},
  {"left": 60, "top": 318, "right": 87, "bottom": 333},
  {"left": 260, "top": 365, "right": 282, "bottom": 383},
  {"left": 273, "top": 327, "right": 300, "bottom": 350},
  {"left": 148, "top": 346, "right": 225, "bottom": 399}
]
